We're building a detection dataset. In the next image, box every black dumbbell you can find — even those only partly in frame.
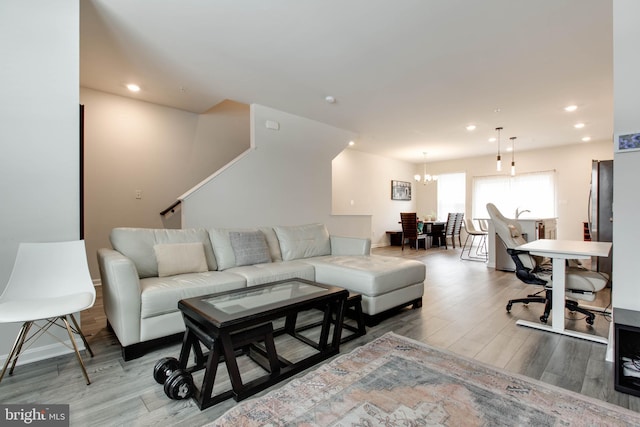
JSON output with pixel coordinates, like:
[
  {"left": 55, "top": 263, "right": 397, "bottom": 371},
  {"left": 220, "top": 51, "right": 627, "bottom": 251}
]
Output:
[{"left": 153, "top": 357, "right": 194, "bottom": 400}]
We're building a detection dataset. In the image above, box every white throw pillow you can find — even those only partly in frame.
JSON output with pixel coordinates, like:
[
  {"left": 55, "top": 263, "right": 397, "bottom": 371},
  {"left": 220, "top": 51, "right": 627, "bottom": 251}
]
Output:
[{"left": 154, "top": 242, "right": 208, "bottom": 277}]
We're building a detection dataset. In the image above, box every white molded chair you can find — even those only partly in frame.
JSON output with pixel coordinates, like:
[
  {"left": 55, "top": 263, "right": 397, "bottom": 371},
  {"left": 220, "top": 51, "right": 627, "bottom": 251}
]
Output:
[
  {"left": 0, "top": 240, "right": 95, "bottom": 385},
  {"left": 486, "top": 203, "right": 609, "bottom": 325}
]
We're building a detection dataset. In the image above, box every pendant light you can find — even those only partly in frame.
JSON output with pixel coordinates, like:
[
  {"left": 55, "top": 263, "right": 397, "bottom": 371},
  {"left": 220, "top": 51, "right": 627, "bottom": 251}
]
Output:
[
  {"left": 510, "top": 136, "right": 517, "bottom": 176},
  {"left": 495, "top": 127, "right": 503, "bottom": 171}
]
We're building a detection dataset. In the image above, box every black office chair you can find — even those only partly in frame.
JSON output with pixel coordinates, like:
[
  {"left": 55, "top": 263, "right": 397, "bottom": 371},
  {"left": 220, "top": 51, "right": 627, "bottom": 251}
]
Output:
[
  {"left": 400, "top": 212, "right": 426, "bottom": 250},
  {"left": 487, "top": 203, "right": 609, "bottom": 325}
]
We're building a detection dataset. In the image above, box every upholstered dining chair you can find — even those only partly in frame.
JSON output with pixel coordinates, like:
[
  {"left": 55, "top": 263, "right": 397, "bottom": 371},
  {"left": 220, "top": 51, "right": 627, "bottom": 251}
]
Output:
[
  {"left": 487, "top": 203, "right": 609, "bottom": 325},
  {"left": 400, "top": 212, "right": 427, "bottom": 250},
  {"left": 0, "top": 240, "right": 96, "bottom": 385}
]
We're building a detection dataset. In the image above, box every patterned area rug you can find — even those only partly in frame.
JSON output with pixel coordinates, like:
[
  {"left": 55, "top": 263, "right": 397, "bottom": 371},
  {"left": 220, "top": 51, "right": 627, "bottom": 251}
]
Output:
[{"left": 208, "top": 332, "right": 640, "bottom": 426}]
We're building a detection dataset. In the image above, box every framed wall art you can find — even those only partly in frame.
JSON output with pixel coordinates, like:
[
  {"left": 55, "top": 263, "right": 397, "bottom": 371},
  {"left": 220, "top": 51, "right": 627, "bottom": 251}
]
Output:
[
  {"left": 391, "top": 180, "right": 411, "bottom": 201},
  {"left": 615, "top": 131, "right": 640, "bottom": 153}
]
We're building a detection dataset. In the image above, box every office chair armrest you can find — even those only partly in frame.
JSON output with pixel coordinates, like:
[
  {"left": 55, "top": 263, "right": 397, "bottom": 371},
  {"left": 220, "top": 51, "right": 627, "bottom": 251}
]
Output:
[
  {"left": 97, "top": 248, "right": 142, "bottom": 346},
  {"left": 506, "top": 248, "right": 548, "bottom": 285},
  {"left": 506, "top": 248, "right": 529, "bottom": 256}
]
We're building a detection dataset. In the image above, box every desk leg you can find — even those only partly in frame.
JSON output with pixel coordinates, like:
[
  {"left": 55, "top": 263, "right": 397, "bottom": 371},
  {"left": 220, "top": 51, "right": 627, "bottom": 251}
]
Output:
[{"left": 551, "top": 257, "right": 566, "bottom": 333}]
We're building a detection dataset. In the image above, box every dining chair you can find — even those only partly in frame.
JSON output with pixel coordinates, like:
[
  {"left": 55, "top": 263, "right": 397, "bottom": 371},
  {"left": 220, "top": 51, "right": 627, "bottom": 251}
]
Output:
[
  {"left": 400, "top": 212, "right": 427, "bottom": 250},
  {"left": 0, "top": 240, "right": 96, "bottom": 385},
  {"left": 453, "top": 213, "right": 464, "bottom": 248},
  {"left": 441, "top": 213, "right": 456, "bottom": 249},
  {"left": 460, "top": 218, "right": 488, "bottom": 261}
]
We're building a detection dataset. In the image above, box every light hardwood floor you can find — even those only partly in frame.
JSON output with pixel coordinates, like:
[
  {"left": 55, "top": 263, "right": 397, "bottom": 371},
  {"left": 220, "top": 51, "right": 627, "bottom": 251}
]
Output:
[{"left": 1, "top": 244, "right": 637, "bottom": 426}]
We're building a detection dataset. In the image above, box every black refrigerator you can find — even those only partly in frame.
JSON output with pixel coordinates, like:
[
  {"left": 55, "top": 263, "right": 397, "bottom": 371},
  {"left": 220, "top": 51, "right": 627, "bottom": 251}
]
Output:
[{"left": 588, "top": 159, "right": 613, "bottom": 278}]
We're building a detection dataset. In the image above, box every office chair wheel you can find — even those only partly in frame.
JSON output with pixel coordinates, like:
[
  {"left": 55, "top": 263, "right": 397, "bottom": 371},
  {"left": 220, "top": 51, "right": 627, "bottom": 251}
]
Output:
[
  {"left": 586, "top": 316, "right": 595, "bottom": 326},
  {"left": 506, "top": 302, "right": 512, "bottom": 312},
  {"left": 540, "top": 314, "right": 548, "bottom": 324}
]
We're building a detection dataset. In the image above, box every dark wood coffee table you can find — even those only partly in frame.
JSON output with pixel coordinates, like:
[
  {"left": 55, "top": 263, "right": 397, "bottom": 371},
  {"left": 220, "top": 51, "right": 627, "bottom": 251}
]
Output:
[{"left": 176, "top": 278, "right": 348, "bottom": 410}]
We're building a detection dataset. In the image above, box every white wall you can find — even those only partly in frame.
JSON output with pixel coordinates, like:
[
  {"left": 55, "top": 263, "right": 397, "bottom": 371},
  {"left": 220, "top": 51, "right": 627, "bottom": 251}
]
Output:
[
  {"left": 612, "top": 0, "right": 640, "bottom": 310},
  {"left": 414, "top": 140, "right": 613, "bottom": 241},
  {"left": 0, "top": 1, "right": 80, "bottom": 363},
  {"left": 182, "top": 104, "right": 369, "bottom": 236},
  {"left": 332, "top": 140, "right": 612, "bottom": 248},
  {"left": 80, "top": 88, "right": 250, "bottom": 279},
  {"left": 332, "top": 149, "right": 417, "bottom": 246}
]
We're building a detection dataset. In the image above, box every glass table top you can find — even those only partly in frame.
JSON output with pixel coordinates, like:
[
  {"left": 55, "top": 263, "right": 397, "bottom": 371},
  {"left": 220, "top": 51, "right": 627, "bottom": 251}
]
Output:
[{"left": 203, "top": 280, "right": 329, "bottom": 315}]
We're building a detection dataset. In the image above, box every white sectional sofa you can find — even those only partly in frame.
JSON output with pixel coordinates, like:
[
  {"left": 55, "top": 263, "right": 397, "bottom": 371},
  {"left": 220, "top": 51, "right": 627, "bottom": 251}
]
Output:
[{"left": 97, "top": 223, "right": 425, "bottom": 360}]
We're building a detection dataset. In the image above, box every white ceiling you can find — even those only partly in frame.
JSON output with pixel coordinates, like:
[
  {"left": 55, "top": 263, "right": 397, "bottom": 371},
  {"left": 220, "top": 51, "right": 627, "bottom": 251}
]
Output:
[{"left": 80, "top": 0, "right": 613, "bottom": 164}]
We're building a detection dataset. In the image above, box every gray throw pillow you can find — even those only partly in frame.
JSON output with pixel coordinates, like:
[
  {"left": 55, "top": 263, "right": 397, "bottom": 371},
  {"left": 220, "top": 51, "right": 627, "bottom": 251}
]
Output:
[{"left": 229, "top": 231, "right": 272, "bottom": 267}]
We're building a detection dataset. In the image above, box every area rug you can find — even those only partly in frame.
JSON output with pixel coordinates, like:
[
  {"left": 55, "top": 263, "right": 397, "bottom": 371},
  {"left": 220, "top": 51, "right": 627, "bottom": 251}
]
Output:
[{"left": 208, "top": 332, "right": 640, "bottom": 426}]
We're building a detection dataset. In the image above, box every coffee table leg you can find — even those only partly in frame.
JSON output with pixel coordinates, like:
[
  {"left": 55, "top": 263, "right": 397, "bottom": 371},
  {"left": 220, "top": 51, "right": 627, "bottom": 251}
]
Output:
[
  {"left": 198, "top": 339, "right": 221, "bottom": 407},
  {"left": 331, "top": 299, "right": 346, "bottom": 350},
  {"left": 178, "top": 329, "right": 197, "bottom": 369},
  {"left": 318, "top": 298, "right": 346, "bottom": 350},
  {"left": 284, "top": 313, "right": 298, "bottom": 334},
  {"left": 318, "top": 303, "right": 333, "bottom": 350},
  {"left": 220, "top": 332, "right": 244, "bottom": 392}
]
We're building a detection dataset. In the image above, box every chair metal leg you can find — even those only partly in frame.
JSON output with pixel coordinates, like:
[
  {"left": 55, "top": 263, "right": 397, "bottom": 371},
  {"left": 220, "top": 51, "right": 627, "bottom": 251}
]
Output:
[
  {"left": 461, "top": 234, "right": 488, "bottom": 262},
  {"left": 9, "top": 321, "right": 33, "bottom": 376},
  {"left": 69, "top": 313, "right": 94, "bottom": 357},
  {"left": 61, "top": 316, "right": 91, "bottom": 385},
  {"left": 0, "top": 322, "right": 31, "bottom": 384}
]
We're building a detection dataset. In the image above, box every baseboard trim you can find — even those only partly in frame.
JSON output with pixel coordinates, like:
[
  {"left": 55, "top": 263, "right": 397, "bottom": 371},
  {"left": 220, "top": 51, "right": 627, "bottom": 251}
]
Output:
[{"left": 0, "top": 338, "right": 88, "bottom": 368}]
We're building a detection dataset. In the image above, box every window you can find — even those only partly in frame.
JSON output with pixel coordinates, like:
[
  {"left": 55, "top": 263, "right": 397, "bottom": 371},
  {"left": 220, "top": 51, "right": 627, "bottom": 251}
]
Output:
[
  {"left": 472, "top": 171, "right": 556, "bottom": 219},
  {"left": 437, "top": 173, "right": 466, "bottom": 221}
]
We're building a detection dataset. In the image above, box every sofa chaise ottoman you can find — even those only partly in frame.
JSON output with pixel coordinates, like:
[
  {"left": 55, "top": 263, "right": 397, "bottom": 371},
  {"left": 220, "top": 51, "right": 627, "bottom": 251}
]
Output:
[{"left": 97, "top": 223, "right": 425, "bottom": 360}]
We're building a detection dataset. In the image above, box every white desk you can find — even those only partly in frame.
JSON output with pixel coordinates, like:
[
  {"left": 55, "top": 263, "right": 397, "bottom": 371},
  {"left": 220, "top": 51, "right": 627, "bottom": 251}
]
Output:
[{"left": 515, "top": 239, "right": 612, "bottom": 344}]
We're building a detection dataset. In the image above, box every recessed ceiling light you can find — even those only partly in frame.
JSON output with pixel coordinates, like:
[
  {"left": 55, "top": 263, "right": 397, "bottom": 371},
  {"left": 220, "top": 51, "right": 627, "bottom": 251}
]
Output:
[
  {"left": 582, "top": 136, "right": 591, "bottom": 142},
  {"left": 126, "top": 84, "right": 141, "bottom": 92},
  {"left": 488, "top": 137, "right": 496, "bottom": 142},
  {"left": 564, "top": 105, "right": 578, "bottom": 112},
  {"left": 325, "top": 96, "right": 336, "bottom": 104},
  {"left": 466, "top": 125, "right": 476, "bottom": 131},
  {"left": 348, "top": 140, "right": 355, "bottom": 146},
  {"left": 574, "top": 123, "right": 585, "bottom": 129}
]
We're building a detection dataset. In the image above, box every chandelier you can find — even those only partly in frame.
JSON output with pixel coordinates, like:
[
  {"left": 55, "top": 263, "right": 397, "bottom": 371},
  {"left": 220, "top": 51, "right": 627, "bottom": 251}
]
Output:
[{"left": 414, "top": 152, "right": 438, "bottom": 184}]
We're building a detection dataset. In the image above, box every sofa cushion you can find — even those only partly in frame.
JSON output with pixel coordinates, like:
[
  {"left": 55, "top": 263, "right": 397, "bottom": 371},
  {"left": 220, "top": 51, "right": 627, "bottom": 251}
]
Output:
[
  {"left": 226, "top": 260, "right": 315, "bottom": 287},
  {"left": 304, "top": 255, "right": 426, "bottom": 296},
  {"left": 273, "top": 223, "right": 331, "bottom": 261},
  {"left": 110, "top": 228, "right": 217, "bottom": 278},
  {"left": 229, "top": 231, "right": 271, "bottom": 267},
  {"left": 209, "top": 227, "right": 281, "bottom": 270},
  {"left": 139, "top": 271, "right": 246, "bottom": 318},
  {"left": 154, "top": 242, "right": 208, "bottom": 277}
]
